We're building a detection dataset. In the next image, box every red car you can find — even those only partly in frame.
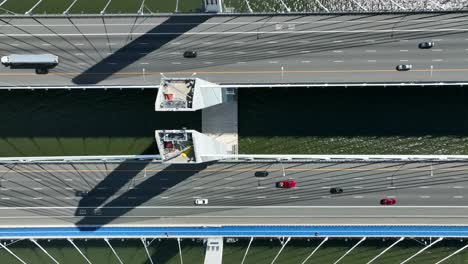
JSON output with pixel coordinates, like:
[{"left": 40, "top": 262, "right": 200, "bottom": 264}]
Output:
[
  {"left": 380, "top": 198, "right": 396, "bottom": 205},
  {"left": 276, "top": 180, "right": 296, "bottom": 189}
]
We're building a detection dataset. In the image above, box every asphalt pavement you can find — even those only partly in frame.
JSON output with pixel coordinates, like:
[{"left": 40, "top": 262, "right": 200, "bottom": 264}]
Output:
[
  {"left": 0, "top": 161, "right": 468, "bottom": 226},
  {"left": 0, "top": 13, "right": 467, "bottom": 86}
]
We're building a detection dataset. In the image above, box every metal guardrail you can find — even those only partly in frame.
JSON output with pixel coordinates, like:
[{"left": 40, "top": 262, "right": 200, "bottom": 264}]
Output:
[
  {"left": 0, "top": 10, "right": 468, "bottom": 19},
  {"left": 0, "top": 85, "right": 159, "bottom": 90},
  {"left": 2, "top": 154, "right": 468, "bottom": 164},
  {"left": 0, "top": 155, "right": 161, "bottom": 163},
  {"left": 2, "top": 82, "right": 468, "bottom": 90},
  {"left": 202, "top": 154, "right": 468, "bottom": 162},
  {"left": 0, "top": 225, "right": 467, "bottom": 239}
]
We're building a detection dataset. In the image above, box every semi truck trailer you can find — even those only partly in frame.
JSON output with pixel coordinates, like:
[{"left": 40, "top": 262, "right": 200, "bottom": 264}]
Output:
[{"left": 1, "top": 54, "right": 59, "bottom": 74}]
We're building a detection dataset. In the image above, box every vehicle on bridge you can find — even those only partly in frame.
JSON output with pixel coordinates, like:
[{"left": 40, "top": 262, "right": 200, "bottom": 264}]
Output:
[
  {"left": 1, "top": 54, "right": 59, "bottom": 74},
  {"left": 276, "top": 180, "right": 296, "bottom": 188},
  {"left": 195, "top": 198, "right": 209, "bottom": 205},
  {"left": 419, "top": 41, "right": 434, "bottom": 49},
  {"left": 396, "top": 64, "right": 413, "bottom": 71},
  {"left": 330, "top": 187, "right": 344, "bottom": 194},
  {"left": 380, "top": 198, "right": 396, "bottom": 205}
]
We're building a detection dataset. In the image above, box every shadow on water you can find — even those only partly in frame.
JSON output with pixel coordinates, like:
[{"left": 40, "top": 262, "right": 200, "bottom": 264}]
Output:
[
  {"left": 239, "top": 86, "right": 468, "bottom": 137},
  {"left": 74, "top": 162, "right": 208, "bottom": 230},
  {"left": 72, "top": 15, "right": 213, "bottom": 85}
]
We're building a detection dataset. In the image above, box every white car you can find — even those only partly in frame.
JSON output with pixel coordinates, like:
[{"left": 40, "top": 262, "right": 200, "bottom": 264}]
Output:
[{"left": 194, "top": 198, "right": 208, "bottom": 205}]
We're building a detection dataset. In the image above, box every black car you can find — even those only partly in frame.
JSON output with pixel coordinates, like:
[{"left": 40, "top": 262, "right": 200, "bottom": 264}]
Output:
[
  {"left": 254, "top": 171, "right": 269, "bottom": 177},
  {"left": 418, "top": 42, "right": 434, "bottom": 49},
  {"left": 330, "top": 187, "right": 343, "bottom": 194},
  {"left": 183, "top": 51, "right": 197, "bottom": 58}
]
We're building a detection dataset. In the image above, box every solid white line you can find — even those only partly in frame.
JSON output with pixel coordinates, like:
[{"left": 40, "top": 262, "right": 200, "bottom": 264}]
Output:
[
  {"left": 1, "top": 205, "right": 468, "bottom": 209},
  {"left": 1, "top": 29, "right": 464, "bottom": 37}
]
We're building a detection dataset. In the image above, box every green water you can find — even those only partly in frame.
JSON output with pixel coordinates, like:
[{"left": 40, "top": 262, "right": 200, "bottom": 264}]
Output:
[
  {"left": 239, "top": 87, "right": 468, "bottom": 154},
  {"left": 0, "top": 90, "right": 200, "bottom": 157}
]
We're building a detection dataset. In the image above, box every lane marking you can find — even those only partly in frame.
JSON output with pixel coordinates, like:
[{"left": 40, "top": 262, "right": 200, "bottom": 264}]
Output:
[
  {"left": 454, "top": 196, "right": 464, "bottom": 199},
  {"left": 432, "top": 59, "right": 443, "bottom": 62},
  {"left": 333, "top": 50, "right": 343, "bottom": 53},
  {"left": 453, "top": 186, "right": 464, "bottom": 189},
  {"left": 333, "top": 60, "right": 343, "bottom": 62},
  {"left": 289, "top": 196, "right": 300, "bottom": 199},
  {"left": 366, "top": 50, "right": 376, "bottom": 52},
  {"left": 368, "top": 60, "right": 376, "bottom": 62},
  {"left": 224, "top": 196, "right": 233, "bottom": 199},
  {"left": 400, "top": 50, "right": 408, "bottom": 52},
  {"left": 419, "top": 186, "right": 429, "bottom": 188},
  {"left": 0, "top": 29, "right": 467, "bottom": 38},
  {"left": 420, "top": 196, "right": 431, "bottom": 198},
  {"left": 140, "top": 62, "right": 149, "bottom": 65},
  {"left": 268, "top": 61, "right": 278, "bottom": 63},
  {"left": 353, "top": 196, "right": 364, "bottom": 198},
  {"left": 3, "top": 68, "right": 468, "bottom": 77},
  {"left": 301, "top": 61, "right": 311, "bottom": 63},
  {"left": 3, "top": 205, "right": 468, "bottom": 209},
  {"left": 432, "top": 49, "right": 443, "bottom": 51},
  {"left": 74, "top": 43, "right": 84, "bottom": 46},
  {"left": 400, "top": 59, "right": 408, "bottom": 62},
  {"left": 33, "top": 188, "right": 43, "bottom": 190},
  {"left": 256, "top": 196, "right": 266, "bottom": 199}
]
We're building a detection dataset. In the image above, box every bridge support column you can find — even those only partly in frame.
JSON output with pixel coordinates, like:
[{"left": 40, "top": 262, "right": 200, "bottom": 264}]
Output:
[
  {"left": 0, "top": 241, "right": 28, "bottom": 264},
  {"left": 141, "top": 238, "right": 154, "bottom": 264},
  {"left": 400, "top": 237, "right": 443, "bottom": 264},
  {"left": 301, "top": 237, "right": 328, "bottom": 264},
  {"left": 333, "top": 237, "right": 366, "bottom": 264},
  {"left": 435, "top": 242, "right": 468, "bottom": 264},
  {"left": 271, "top": 237, "right": 291, "bottom": 264},
  {"left": 30, "top": 239, "right": 60, "bottom": 264},
  {"left": 204, "top": 0, "right": 223, "bottom": 12},
  {"left": 366, "top": 237, "right": 404, "bottom": 264},
  {"left": 104, "top": 238, "right": 124, "bottom": 264},
  {"left": 67, "top": 239, "right": 92, "bottom": 264},
  {"left": 241, "top": 237, "right": 254, "bottom": 264}
]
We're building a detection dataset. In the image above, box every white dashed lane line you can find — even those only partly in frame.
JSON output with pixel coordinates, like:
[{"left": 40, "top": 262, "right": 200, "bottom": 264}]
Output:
[
  {"left": 420, "top": 195, "right": 431, "bottom": 199},
  {"left": 453, "top": 186, "right": 464, "bottom": 189},
  {"left": 354, "top": 196, "right": 364, "bottom": 198},
  {"left": 333, "top": 60, "right": 343, "bottom": 63},
  {"left": 454, "top": 196, "right": 464, "bottom": 199},
  {"left": 366, "top": 50, "right": 376, "bottom": 52},
  {"left": 333, "top": 50, "right": 343, "bottom": 53},
  {"left": 432, "top": 59, "right": 443, "bottom": 62},
  {"left": 400, "top": 50, "right": 408, "bottom": 52},
  {"left": 256, "top": 196, "right": 266, "bottom": 199}
]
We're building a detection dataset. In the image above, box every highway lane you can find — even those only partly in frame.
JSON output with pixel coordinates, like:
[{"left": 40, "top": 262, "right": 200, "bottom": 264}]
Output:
[
  {"left": 0, "top": 13, "right": 467, "bottom": 86},
  {"left": 0, "top": 161, "right": 468, "bottom": 226}
]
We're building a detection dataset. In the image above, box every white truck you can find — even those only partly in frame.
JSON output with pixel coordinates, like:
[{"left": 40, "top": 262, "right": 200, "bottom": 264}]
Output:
[{"left": 1, "top": 54, "right": 59, "bottom": 74}]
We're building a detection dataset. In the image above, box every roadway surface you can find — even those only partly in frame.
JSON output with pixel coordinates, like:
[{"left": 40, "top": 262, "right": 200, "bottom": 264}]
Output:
[
  {"left": 1, "top": 161, "right": 468, "bottom": 226},
  {"left": 0, "top": 13, "right": 468, "bottom": 86}
]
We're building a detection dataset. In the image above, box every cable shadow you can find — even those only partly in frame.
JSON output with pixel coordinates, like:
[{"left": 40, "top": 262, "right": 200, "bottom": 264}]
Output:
[
  {"left": 74, "top": 162, "right": 209, "bottom": 230},
  {"left": 72, "top": 15, "right": 213, "bottom": 85}
]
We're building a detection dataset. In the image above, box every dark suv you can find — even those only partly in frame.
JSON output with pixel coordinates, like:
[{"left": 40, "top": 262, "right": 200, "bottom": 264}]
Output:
[
  {"left": 255, "top": 171, "right": 269, "bottom": 177},
  {"left": 330, "top": 187, "right": 343, "bottom": 194},
  {"left": 183, "top": 51, "right": 197, "bottom": 58}
]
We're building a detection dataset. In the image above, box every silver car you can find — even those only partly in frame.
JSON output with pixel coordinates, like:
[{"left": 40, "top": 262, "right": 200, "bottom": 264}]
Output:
[
  {"left": 194, "top": 198, "right": 208, "bottom": 205},
  {"left": 396, "top": 64, "right": 413, "bottom": 71}
]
